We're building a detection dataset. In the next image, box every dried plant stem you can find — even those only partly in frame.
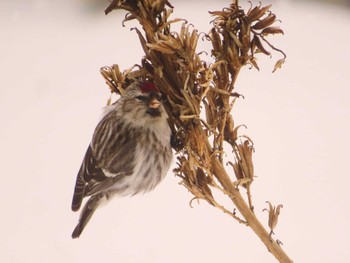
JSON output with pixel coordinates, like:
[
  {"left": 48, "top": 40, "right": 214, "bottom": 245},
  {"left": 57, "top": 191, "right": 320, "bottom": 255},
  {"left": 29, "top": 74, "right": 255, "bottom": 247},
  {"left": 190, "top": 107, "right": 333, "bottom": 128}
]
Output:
[
  {"left": 212, "top": 158, "right": 293, "bottom": 262},
  {"left": 102, "top": 0, "right": 293, "bottom": 262},
  {"left": 246, "top": 184, "right": 253, "bottom": 210}
]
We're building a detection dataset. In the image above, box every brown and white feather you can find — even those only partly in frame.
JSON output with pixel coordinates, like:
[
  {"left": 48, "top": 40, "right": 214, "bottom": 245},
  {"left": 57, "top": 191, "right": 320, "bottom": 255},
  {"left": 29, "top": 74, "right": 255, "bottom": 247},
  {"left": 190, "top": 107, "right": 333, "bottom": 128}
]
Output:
[{"left": 71, "top": 81, "right": 172, "bottom": 238}]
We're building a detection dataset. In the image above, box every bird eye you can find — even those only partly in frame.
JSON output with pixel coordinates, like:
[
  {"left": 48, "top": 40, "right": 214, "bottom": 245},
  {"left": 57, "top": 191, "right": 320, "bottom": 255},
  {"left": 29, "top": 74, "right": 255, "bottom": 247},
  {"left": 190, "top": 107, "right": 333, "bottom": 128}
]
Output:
[
  {"left": 136, "top": 95, "right": 147, "bottom": 101},
  {"left": 160, "top": 94, "right": 167, "bottom": 102}
]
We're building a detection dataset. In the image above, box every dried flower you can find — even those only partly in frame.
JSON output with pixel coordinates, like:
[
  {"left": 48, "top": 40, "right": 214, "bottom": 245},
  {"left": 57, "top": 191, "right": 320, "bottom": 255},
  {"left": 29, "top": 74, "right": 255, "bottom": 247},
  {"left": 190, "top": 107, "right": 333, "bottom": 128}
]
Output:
[{"left": 263, "top": 201, "right": 284, "bottom": 236}]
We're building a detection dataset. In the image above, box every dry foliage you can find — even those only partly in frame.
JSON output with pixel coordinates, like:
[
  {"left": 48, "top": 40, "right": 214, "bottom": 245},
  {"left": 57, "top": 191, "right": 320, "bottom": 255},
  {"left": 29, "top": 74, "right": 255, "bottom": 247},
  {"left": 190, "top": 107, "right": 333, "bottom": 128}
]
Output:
[
  {"left": 100, "top": 0, "right": 292, "bottom": 262},
  {"left": 264, "top": 201, "right": 284, "bottom": 237}
]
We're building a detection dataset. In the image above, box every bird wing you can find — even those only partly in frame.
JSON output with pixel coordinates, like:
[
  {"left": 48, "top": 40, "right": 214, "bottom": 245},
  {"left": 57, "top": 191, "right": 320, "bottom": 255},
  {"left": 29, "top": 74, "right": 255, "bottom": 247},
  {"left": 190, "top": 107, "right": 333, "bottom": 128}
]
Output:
[
  {"left": 71, "top": 145, "right": 128, "bottom": 211},
  {"left": 72, "top": 114, "right": 137, "bottom": 211},
  {"left": 84, "top": 173, "right": 124, "bottom": 197},
  {"left": 71, "top": 145, "right": 102, "bottom": 211}
]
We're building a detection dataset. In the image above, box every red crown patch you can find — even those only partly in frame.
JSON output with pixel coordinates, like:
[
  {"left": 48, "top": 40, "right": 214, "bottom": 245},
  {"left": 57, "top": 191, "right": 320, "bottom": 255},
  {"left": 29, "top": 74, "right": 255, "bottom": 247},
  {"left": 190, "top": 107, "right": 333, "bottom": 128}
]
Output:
[{"left": 140, "top": 81, "right": 160, "bottom": 93}]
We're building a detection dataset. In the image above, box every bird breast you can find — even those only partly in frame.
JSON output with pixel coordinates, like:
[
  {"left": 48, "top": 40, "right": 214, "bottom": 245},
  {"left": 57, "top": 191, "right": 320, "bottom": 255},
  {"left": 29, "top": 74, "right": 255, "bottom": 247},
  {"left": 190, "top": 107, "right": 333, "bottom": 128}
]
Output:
[{"left": 108, "top": 121, "right": 172, "bottom": 196}]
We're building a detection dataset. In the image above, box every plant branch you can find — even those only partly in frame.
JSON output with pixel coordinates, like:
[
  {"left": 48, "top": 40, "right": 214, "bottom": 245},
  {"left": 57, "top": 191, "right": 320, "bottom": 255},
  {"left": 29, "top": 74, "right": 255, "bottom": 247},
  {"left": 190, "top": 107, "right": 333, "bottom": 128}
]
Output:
[{"left": 101, "top": 0, "right": 293, "bottom": 261}]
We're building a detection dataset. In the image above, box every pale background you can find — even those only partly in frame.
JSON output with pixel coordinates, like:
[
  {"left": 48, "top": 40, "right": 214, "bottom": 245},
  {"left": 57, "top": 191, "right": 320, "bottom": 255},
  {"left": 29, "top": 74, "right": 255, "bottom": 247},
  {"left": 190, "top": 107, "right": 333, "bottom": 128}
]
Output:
[{"left": 1, "top": 0, "right": 350, "bottom": 262}]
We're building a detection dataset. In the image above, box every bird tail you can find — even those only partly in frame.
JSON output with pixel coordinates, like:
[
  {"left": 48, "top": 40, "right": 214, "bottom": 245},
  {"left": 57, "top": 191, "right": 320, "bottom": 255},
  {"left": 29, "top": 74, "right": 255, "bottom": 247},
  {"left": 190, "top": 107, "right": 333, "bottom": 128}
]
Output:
[{"left": 71, "top": 193, "right": 105, "bottom": 239}]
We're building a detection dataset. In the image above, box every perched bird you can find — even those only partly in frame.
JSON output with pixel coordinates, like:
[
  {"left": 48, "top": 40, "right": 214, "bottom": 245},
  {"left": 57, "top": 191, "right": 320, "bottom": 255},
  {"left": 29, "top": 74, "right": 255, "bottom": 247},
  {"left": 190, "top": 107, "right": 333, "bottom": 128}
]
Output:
[{"left": 71, "top": 81, "right": 173, "bottom": 238}]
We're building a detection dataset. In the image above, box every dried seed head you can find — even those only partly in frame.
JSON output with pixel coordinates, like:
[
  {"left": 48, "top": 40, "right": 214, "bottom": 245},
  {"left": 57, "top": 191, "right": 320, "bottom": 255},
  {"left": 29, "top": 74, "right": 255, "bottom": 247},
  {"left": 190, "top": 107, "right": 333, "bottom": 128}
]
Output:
[{"left": 263, "top": 201, "right": 284, "bottom": 236}]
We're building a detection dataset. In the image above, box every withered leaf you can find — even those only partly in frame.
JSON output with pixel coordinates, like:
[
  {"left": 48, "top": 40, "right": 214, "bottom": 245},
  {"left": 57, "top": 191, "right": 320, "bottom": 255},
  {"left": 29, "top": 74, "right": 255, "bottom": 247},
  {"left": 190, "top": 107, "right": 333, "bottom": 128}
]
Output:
[
  {"left": 253, "top": 36, "right": 271, "bottom": 56},
  {"left": 100, "top": 65, "right": 124, "bottom": 94},
  {"left": 203, "top": 100, "right": 214, "bottom": 127},
  {"left": 235, "top": 140, "right": 252, "bottom": 181},
  {"left": 158, "top": 34, "right": 182, "bottom": 50},
  {"left": 210, "top": 28, "right": 222, "bottom": 52},
  {"left": 150, "top": 0, "right": 166, "bottom": 15},
  {"left": 183, "top": 160, "right": 195, "bottom": 182},
  {"left": 233, "top": 162, "right": 244, "bottom": 181},
  {"left": 230, "top": 124, "right": 247, "bottom": 142},
  {"left": 250, "top": 36, "right": 256, "bottom": 53},
  {"left": 146, "top": 43, "right": 177, "bottom": 54},
  {"left": 272, "top": 204, "right": 283, "bottom": 230},
  {"left": 261, "top": 27, "right": 284, "bottom": 36},
  {"left": 196, "top": 168, "right": 213, "bottom": 198},
  {"left": 165, "top": 0, "right": 173, "bottom": 8},
  {"left": 252, "top": 14, "right": 276, "bottom": 30},
  {"left": 242, "top": 140, "right": 254, "bottom": 179},
  {"left": 250, "top": 59, "right": 260, "bottom": 71},
  {"left": 105, "top": 0, "right": 119, "bottom": 15},
  {"left": 122, "top": 13, "right": 137, "bottom": 26},
  {"left": 248, "top": 4, "right": 272, "bottom": 23},
  {"left": 247, "top": 5, "right": 261, "bottom": 21},
  {"left": 272, "top": 58, "right": 285, "bottom": 73},
  {"left": 159, "top": 18, "right": 186, "bottom": 31},
  {"left": 208, "top": 11, "right": 227, "bottom": 16},
  {"left": 131, "top": 27, "right": 150, "bottom": 56},
  {"left": 190, "top": 29, "right": 199, "bottom": 51}
]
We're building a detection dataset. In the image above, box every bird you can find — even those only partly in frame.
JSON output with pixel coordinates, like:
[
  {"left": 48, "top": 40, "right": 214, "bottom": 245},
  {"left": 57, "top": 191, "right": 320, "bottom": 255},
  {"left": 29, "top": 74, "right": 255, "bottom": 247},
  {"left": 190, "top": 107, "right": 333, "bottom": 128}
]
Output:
[{"left": 71, "top": 81, "right": 173, "bottom": 238}]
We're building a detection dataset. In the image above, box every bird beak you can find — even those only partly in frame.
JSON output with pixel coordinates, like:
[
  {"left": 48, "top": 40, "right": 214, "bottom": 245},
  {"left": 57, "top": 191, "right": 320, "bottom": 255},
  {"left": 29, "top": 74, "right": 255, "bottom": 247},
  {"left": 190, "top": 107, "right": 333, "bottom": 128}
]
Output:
[{"left": 149, "top": 98, "right": 161, "bottom": 109}]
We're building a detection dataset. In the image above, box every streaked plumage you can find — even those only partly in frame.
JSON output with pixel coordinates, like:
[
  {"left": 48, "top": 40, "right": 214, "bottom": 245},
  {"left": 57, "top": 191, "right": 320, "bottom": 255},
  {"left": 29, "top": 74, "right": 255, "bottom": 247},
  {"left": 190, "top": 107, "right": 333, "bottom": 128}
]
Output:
[{"left": 71, "top": 81, "right": 172, "bottom": 238}]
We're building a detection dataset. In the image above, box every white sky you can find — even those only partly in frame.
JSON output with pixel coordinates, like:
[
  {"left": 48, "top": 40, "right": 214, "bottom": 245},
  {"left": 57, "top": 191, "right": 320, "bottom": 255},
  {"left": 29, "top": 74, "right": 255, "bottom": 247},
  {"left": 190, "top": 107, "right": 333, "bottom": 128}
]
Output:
[{"left": 1, "top": 0, "right": 350, "bottom": 262}]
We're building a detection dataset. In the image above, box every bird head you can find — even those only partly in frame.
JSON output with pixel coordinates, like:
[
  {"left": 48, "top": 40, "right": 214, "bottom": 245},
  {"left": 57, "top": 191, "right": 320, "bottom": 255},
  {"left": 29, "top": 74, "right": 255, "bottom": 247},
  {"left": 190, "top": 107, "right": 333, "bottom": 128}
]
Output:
[{"left": 120, "top": 81, "right": 168, "bottom": 124}]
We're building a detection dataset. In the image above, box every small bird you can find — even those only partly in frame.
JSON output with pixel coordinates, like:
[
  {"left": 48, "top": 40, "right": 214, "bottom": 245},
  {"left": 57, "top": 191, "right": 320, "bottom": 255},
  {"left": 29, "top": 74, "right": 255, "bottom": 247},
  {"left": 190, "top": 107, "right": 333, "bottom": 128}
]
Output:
[{"left": 71, "top": 81, "right": 173, "bottom": 238}]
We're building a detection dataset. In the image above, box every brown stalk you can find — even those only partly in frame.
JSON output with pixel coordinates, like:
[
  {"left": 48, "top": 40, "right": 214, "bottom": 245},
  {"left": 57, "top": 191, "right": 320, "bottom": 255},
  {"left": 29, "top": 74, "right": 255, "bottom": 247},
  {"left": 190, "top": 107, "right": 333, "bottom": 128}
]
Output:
[{"left": 101, "top": 0, "right": 292, "bottom": 262}]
